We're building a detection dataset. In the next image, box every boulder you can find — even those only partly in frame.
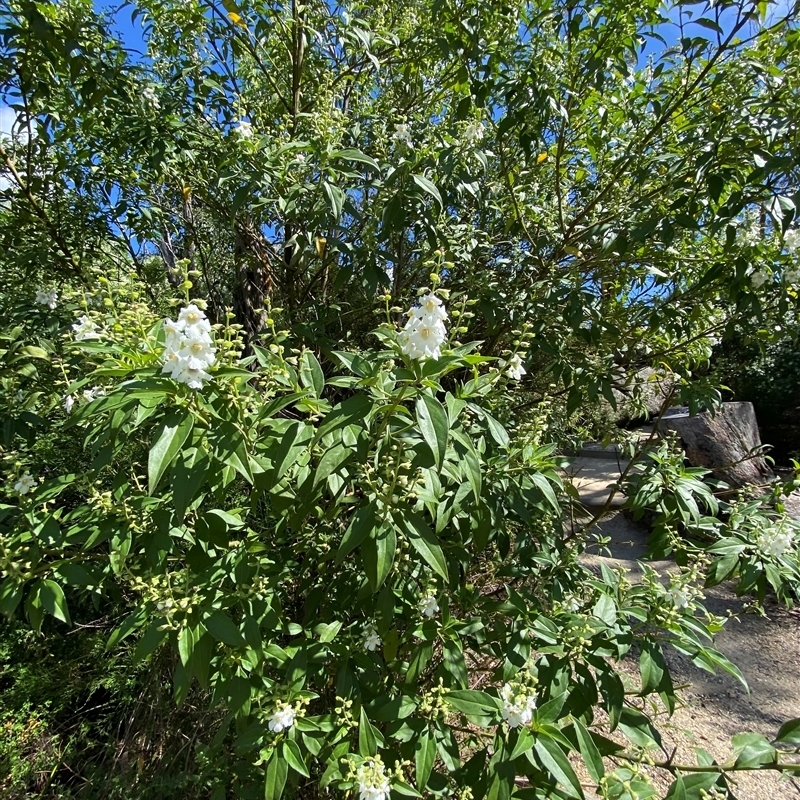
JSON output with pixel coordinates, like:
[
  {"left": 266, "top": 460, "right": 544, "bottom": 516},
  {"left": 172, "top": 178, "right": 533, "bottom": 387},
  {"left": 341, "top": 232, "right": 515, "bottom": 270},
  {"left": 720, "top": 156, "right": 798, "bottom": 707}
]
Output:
[{"left": 657, "top": 401, "right": 774, "bottom": 488}]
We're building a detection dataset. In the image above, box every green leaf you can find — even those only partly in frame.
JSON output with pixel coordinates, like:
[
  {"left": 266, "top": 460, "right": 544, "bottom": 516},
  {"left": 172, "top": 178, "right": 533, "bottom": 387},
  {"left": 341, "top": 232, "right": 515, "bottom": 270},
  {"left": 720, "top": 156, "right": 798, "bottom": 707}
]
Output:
[
  {"left": 333, "top": 148, "right": 381, "bottom": 171},
  {"left": 264, "top": 748, "right": 288, "bottom": 800},
  {"left": 40, "top": 579, "right": 70, "bottom": 624},
  {"left": 359, "top": 706, "right": 378, "bottom": 757},
  {"left": 731, "top": 732, "right": 776, "bottom": 768},
  {"left": 446, "top": 690, "right": 502, "bottom": 717},
  {"left": 396, "top": 508, "right": 448, "bottom": 580},
  {"left": 415, "top": 732, "right": 435, "bottom": 789},
  {"left": 572, "top": 720, "right": 604, "bottom": 783},
  {"left": 321, "top": 182, "right": 345, "bottom": 221},
  {"left": 412, "top": 174, "right": 443, "bottom": 211},
  {"left": 361, "top": 522, "right": 396, "bottom": 592},
  {"left": 300, "top": 351, "right": 325, "bottom": 397},
  {"left": 204, "top": 610, "right": 245, "bottom": 646},
  {"left": 172, "top": 447, "right": 209, "bottom": 522},
  {"left": 533, "top": 735, "right": 584, "bottom": 799},
  {"left": 281, "top": 739, "right": 310, "bottom": 777},
  {"left": 416, "top": 393, "right": 448, "bottom": 469},
  {"left": 530, "top": 471, "right": 560, "bottom": 513},
  {"left": 148, "top": 411, "right": 194, "bottom": 495},
  {"left": 775, "top": 717, "right": 800, "bottom": 747},
  {"left": 336, "top": 502, "right": 378, "bottom": 563}
]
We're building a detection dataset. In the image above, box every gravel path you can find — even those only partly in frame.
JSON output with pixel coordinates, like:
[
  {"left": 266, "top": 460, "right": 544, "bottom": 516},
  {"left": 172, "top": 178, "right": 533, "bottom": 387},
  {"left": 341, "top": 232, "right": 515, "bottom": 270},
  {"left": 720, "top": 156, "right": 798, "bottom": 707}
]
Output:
[{"left": 579, "top": 510, "right": 800, "bottom": 800}]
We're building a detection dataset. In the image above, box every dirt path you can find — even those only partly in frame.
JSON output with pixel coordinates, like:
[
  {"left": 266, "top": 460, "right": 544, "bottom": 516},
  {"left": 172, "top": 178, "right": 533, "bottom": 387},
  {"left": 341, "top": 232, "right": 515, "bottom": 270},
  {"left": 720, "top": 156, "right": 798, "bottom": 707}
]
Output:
[{"left": 580, "top": 509, "right": 800, "bottom": 800}]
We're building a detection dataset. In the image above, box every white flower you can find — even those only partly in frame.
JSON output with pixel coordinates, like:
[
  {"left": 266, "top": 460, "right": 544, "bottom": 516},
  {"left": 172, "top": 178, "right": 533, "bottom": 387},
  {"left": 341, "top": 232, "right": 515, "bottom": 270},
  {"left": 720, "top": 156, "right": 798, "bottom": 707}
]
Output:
[
  {"left": 784, "top": 228, "right": 800, "bottom": 254},
  {"left": 82, "top": 386, "right": 105, "bottom": 402},
  {"left": 177, "top": 304, "right": 212, "bottom": 336},
  {"left": 294, "top": 152, "right": 306, "bottom": 163},
  {"left": 72, "top": 315, "right": 102, "bottom": 341},
  {"left": 234, "top": 119, "right": 254, "bottom": 139},
  {"left": 362, "top": 624, "right": 382, "bottom": 652},
  {"left": 500, "top": 682, "right": 537, "bottom": 728},
  {"left": 750, "top": 270, "right": 769, "bottom": 289},
  {"left": 63, "top": 394, "right": 75, "bottom": 413},
  {"left": 398, "top": 293, "right": 448, "bottom": 361},
  {"left": 357, "top": 760, "right": 391, "bottom": 800},
  {"left": 14, "top": 389, "right": 25, "bottom": 403},
  {"left": 392, "top": 123, "right": 412, "bottom": 146},
  {"left": 268, "top": 704, "right": 295, "bottom": 733},
  {"left": 785, "top": 267, "right": 800, "bottom": 284},
  {"left": 464, "top": 121, "right": 484, "bottom": 146},
  {"left": 756, "top": 526, "right": 795, "bottom": 558},
  {"left": 665, "top": 587, "right": 689, "bottom": 609},
  {"left": 178, "top": 332, "right": 217, "bottom": 367},
  {"left": 419, "top": 594, "right": 439, "bottom": 618},
  {"left": 504, "top": 353, "right": 527, "bottom": 381},
  {"left": 14, "top": 473, "right": 36, "bottom": 495},
  {"left": 35, "top": 288, "right": 58, "bottom": 309},
  {"left": 142, "top": 86, "right": 160, "bottom": 110}
]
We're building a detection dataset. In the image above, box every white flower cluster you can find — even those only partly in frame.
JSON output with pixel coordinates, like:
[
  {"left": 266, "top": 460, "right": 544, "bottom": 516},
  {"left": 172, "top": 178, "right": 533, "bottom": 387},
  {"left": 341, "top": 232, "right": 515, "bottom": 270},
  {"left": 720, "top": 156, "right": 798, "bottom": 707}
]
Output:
[
  {"left": 756, "top": 525, "right": 795, "bottom": 558},
  {"left": 784, "top": 228, "right": 800, "bottom": 254},
  {"left": 357, "top": 759, "right": 391, "bottom": 800},
  {"left": 234, "top": 119, "right": 254, "bottom": 139},
  {"left": 13, "top": 473, "right": 36, "bottom": 495},
  {"left": 500, "top": 681, "right": 537, "bottom": 728},
  {"left": 739, "top": 209, "right": 761, "bottom": 247},
  {"left": 786, "top": 267, "right": 800, "bottom": 284},
  {"left": 392, "top": 123, "right": 412, "bottom": 146},
  {"left": 161, "top": 304, "right": 216, "bottom": 390},
  {"left": 268, "top": 702, "right": 296, "bottom": 733},
  {"left": 362, "top": 623, "right": 381, "bottom": 652},
  {"left": 142, "top": 86, "right": 160, "bottom": 110},
  {"left": 419, "top": 592, "right": 439, "bottom": 618},
  {"left": 35, "top": 288, "right": 58, "bottom": 309},
  {"left": 399, "top": 293, "right": 448, "bottom": 361},
  {"left": 72, "top": 314, "right": 103, "bottom": 341},
  {"left": 464, "top": 121, "right": 484, "bottom": 146}
]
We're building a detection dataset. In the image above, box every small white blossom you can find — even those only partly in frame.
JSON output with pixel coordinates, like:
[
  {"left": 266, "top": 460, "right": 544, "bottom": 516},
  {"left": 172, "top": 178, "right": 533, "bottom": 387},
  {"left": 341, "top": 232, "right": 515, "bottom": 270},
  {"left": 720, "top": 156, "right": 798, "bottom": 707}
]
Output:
[
  {"left": 784, "top": 228, "right": 800, "bottom": 254},
  {"left": 72, "top": 315, "right": 103, "bottom": 341},
  {"left": 14, "top": 473, "right": 36, "bottom": 495},
  {"left": 392, "top": 123, "right": 412, "bottom": 146},
  {"left": 234, "top": 119, "right": 254, "bottom": 139},
  {"left": 419, "top": 594, "right": 439, "bottom": 618},
  {"left": 294, "top": 152, "right": 306, "bottom": 163},
  {"left": 268, "top": 703, "right": 295, "bottom": 733},
  {"left": 35, "top": 288, "right": 58, "bottom": 309},
  {"left": 785, "top": 267, "right": 800, "bottom": 284},
  {"left": 14, "top": 389, "right": 25, "bottom": 403},
  {"left": 464, "top": 121, "right": 484, "bottom": 146},
  {"left": 750, "top": 270, "right": 769, "bottom": 289},
  {"left": 500, "top": 682, "right": 537, "bottom": 728},
  {"left": 142, "top": 86, "right": 160, "bottom": 110},
  {"left": 63, "top": 394, "right": 75, "bottom": 413},
  {"left": 357, "top": 759, "right": 391, "bottom": 800},
  {"left": 362, "top": 623, "right": 382, "bottom": 652},
  {"left": 504, "top": 353, "right": 527, "bottom": 381},
  {"left": 82, "top": 386, "right": 105, "bottom": 402},
  {"left": 756, "top": 526, "right": 795, "bottom": 558},
  {"left": 665, "top": 587, "right": 689, "bottom": 609}
]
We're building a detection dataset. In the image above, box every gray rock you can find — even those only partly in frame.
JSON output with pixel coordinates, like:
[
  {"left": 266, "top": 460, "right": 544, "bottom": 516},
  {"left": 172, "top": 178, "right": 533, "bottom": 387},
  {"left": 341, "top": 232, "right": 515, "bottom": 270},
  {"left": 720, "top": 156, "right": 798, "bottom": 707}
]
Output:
[{"left": 657, "top": 401, "right": 774, "bottom": 488}]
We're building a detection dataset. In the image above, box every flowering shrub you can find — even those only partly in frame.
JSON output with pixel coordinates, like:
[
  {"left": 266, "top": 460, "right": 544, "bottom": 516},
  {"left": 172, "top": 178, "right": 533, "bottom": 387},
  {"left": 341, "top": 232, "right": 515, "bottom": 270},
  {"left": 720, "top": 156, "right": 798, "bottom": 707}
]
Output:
[{"left": 3, "top": 0, "right": 800, "bottom": 796}]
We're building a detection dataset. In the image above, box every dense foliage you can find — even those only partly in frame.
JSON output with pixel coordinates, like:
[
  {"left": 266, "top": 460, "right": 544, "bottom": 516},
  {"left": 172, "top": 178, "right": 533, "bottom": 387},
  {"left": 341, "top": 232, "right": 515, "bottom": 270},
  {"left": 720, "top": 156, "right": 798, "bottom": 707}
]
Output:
[{"left": 2, "top": 0, "right": 800, "bottom": 797}]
